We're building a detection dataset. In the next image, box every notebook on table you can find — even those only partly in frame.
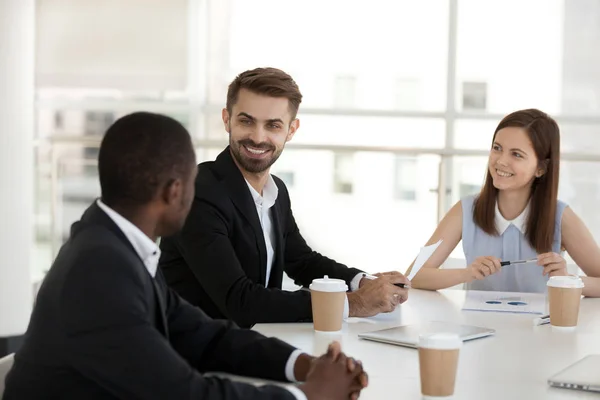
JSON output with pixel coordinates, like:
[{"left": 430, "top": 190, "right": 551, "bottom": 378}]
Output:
[
  {"left": 548, "top": 355, "right": 600, "bottom": 392},
  {"left": 357, "top": 321, "right": 495, "bottom": 348}
]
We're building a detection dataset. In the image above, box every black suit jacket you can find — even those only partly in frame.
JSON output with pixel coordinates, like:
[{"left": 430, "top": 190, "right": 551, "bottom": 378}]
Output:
[
  {"left": 4, "top": 203, "right": 297, "bottom": 400},
  {"left": 159, "top": 147, "right": 363, "bottom": 328}
]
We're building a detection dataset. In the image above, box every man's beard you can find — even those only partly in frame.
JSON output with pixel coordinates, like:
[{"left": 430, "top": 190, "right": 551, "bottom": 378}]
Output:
[{"left": 230, "top": 137, "right": 283, "bottom": 173}]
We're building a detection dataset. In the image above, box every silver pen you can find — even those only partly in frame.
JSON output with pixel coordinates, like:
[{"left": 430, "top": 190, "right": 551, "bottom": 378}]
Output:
[
  {"left": 533, "top": 314, "right": 550, "bottom": 326},
  {"left": 500, "top": 257, "right": 538, "bottom": 267}
]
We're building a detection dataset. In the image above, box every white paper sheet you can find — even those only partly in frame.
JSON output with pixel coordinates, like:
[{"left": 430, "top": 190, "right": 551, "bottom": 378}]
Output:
[
  {"left": 462, "top": 290, "right": 546, "bottom": 314},
  {"left": 407, "top": 239, "right": 443, "bottom": 281}
]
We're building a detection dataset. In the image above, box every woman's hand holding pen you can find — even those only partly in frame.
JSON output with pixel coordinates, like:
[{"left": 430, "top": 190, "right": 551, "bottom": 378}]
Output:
[
  {"left": 537, "top": 252, "right": 568, "bottom": 276},
  {"left": 464, "top": 256, "right": 502, "bottom": 282},
  {"left": 461, "top": 253, "right": 569, "bottom": 283}
]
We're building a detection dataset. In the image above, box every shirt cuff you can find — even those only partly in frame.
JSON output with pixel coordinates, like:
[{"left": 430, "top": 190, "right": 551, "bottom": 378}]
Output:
[
  {"left": 350, "top": 272, "right": 364, "bottom": 292},
  {"left": 285, "top": 349, "right": 304, "bottom": 382},
  {"left": 350, "top": 272, "right": 377, "bottom": 291},
  {"left": 284, "top": 385, "right": 308, "bottom": 400}
]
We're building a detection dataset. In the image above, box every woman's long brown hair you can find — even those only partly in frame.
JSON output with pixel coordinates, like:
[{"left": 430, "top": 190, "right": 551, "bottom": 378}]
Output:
[{"left": 473, "top": 109, "right": 560, "bottom": 253}]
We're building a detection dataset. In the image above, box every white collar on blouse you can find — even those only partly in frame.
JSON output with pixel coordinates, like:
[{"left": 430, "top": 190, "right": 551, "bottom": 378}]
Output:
[{"left": 495, "top": 201, "right": 530, "bottom": 235}]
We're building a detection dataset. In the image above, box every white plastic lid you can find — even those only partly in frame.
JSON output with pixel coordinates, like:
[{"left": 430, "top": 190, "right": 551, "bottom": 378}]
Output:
[
  {"left": 547, "top": 275, "right": 584, "bottom": 289},
  {"left": 418, "top": 333, "right": 462, "bottom": 350},
  {"left": 309, "top": 275, "right": 348, "bottom": 292}
]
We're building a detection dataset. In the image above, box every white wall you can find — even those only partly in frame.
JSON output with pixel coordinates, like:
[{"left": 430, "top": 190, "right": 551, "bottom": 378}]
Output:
[{"left": 0, "top": 0, "right": 35, "bottom": 337}]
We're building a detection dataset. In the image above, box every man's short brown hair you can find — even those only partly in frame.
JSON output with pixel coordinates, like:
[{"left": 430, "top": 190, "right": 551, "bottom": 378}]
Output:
[{"left": 226, "top": 67, "right": 303, "bottom": 120}]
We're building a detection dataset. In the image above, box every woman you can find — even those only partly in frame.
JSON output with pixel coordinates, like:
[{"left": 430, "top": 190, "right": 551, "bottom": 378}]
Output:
[{"left": 410, "top": 109, "right": 600, "bottom": 296}]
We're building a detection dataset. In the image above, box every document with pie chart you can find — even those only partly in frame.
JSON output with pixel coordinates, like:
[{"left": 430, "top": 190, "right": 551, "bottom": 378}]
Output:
[{"left": 462, "top": 290, "right": 546, "bottom": 314}]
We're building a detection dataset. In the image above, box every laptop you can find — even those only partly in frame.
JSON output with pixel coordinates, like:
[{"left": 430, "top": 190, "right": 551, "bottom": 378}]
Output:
[
  {"left": 357, "top": 321, "right": 495, "bottom": 348},
  {"left": 548, "top": 355, "right": 600, "bottom": 392}
]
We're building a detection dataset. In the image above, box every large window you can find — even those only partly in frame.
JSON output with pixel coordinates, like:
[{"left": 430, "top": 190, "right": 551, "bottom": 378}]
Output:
[
  {"left": 394, "top": 158, "right": 418, "bottom": 201},
  {"left": 456, "top": 0, "right": 565, "bottom": 114},
  {"left": 34, "top": 0, "right": 600, "bottom": 277},
  {"left": 219, "top": 0, "right": 449, "bottom": 112}
]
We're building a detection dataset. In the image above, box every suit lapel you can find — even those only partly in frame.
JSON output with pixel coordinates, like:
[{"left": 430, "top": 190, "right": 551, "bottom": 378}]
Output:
[
  {"left": 152, "top": 271, "right": 170, "bottom": 340},
  {"left": 268, "top": 202, "right": 285, "bottom": 289},
  {"left": 216, "top": 148, "right": 268, "bottom": 286},
  {"left": 81, "top": 202, "right": 170, "bottom": 340}
]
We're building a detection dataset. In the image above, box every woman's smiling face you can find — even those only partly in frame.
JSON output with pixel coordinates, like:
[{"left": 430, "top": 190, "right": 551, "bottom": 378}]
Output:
[{"left": 488, "top": 126, "right": 543, "bottom": 192}]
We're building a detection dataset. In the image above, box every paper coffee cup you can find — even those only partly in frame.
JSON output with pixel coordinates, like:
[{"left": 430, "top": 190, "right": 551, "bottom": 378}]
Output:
[
  {"left": 547, "top": 276, "right": 584, "bottom": 331},
  {"left": 418, "top": 333, "right": 462, "bottom": 399},
  {"left": 309, "top": 275, "right": 347, "bottom": 333}
]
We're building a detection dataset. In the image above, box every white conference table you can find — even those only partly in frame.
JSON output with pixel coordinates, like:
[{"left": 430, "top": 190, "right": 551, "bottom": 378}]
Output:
[{"left": 251, "top": 289, "right": 600, "bottom": 399}]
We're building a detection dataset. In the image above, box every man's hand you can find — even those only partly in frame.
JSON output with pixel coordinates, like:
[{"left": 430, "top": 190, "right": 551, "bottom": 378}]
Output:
[
  {"left": 348, "top": 273, "right": 410, "bottom": 317},
  {"left": 358, "top": 271, "right": 407, "bottom": 288},
  {"left": 299, "top": 342, "right": 368, "bottom": 400},
  {"left": 293, "top": 353, "right": 315, "bottom": 382},
  {"left": 324, "top": 342, "right": 368, "bottom": 400}
]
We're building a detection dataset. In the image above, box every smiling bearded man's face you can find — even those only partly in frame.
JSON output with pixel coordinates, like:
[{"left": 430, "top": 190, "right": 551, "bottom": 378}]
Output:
[{"left": 224, "top": 88, "right": 299, "bottom": 174}]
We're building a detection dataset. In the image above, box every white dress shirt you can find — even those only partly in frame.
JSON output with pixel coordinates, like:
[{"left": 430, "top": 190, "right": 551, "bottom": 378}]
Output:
[
  {"left": 97, "top": 200, "right": 306, "bottom": 400},
  {"left": 97, "top": 200, "right": 161, "bottom": 276},
  {"left": 245, "top": 177, "right": 365, "bottom": 319},
  {"left": 245, "top": 176, "right": 278, "bottom": 285}
]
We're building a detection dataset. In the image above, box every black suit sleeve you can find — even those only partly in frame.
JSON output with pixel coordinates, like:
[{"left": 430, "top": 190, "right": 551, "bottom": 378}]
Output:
[
  {"left": 163, "top": 276, "right": 298, "bottom": 381},
  {"left": 60, "top": 247, "right": 296, "bottom": 400},
  {"left": 173, "top": 197, "right": 314, "bottom": 327},
  {"left": 278, "top": 184, "right": 364, "bottom": 288}
]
